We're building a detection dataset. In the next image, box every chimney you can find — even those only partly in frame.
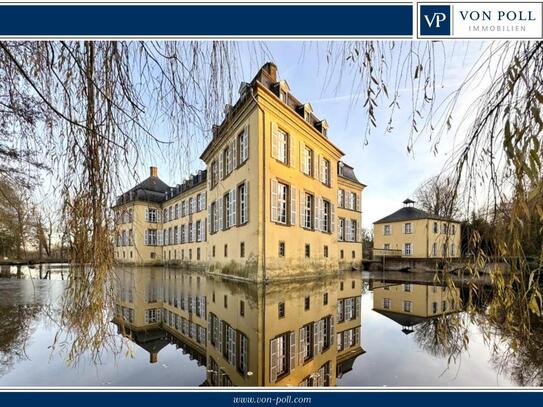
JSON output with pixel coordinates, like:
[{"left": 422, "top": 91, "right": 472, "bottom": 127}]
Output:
[
  {"left": 150, "top": 166, "right": 158, "bottom": 177},
  {"left": 150, "top": 352, "right": 158, "bottom": 364},
  {"left": 262, "top": 62, "right": 278, "bottom": 81}
]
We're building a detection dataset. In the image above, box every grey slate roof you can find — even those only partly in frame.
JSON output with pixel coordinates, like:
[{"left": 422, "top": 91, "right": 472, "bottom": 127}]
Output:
[
  {"left": 114, "top": 170, "right": 207, "bottom": 207},
  {"left": 338, "top": 161, "right": 365, "bottom": 186},
  {"left": 130, "top": 176, "right": 170, "bottom": 194},
  {"left": 373, "top": 206, "right": 446, "bottom": 224}
]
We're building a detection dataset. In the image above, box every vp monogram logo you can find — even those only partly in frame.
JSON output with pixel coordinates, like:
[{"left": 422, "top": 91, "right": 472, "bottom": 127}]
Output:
[
  {"left": 424, "top": 12, "right": 447, "bottom": 28},
  {"left": 420, "top": 4, "right": 451, "bottom": 36}
]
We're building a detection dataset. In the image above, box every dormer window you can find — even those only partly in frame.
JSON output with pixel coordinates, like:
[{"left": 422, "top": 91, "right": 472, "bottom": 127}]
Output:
[
  {"left": 277, "top": 80, "right": 290, "bottom": 104},
  {"left": 301, "top": 103, "right": 313, "bottom": 124}
]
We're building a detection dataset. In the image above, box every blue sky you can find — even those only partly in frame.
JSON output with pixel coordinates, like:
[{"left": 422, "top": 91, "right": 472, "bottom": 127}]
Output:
[{"left": 128, "top": 41, "right": 489, "bottom": 230}]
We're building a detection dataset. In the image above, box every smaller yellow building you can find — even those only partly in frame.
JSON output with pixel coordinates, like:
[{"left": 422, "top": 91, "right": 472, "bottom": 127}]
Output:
[{"left": 373, "top": 199, "right": 461, "bottom": 259}]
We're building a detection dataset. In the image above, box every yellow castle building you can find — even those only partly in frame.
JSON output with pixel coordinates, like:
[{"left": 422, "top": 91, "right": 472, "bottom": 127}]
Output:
[
  {"left": 113, "top": 267, "right": 363, "bottom": 387},
  {"left": 371, "top": 279, "right": 461, "bottom": 335},
  {"left": 373, "top": 199, "right": 461, "bottom": 259},
  {"left": 113, "top": 63, "right": 365, "bottom": 280}
]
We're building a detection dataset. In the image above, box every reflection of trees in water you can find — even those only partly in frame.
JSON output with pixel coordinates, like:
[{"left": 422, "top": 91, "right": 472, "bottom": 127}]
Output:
[
  {"left": 414, "top": 313, "right": 470, "bottom": 363},
  {"left": 52, "top": 268, "right": 125, "bottom": 365},
  {"left": 412, "top": 274, "right": 543, "bottom": 386},
  {"left": 484, "top": 304, "right": 543, "bottom": 386},
  {"left": 0, "top": 304, "right": 42, "bottom": 377}
]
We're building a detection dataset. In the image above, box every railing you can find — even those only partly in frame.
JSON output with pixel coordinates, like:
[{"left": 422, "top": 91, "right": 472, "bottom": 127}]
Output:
[{"left": 372, "top": 248, "right": 403, "bottom": 258}]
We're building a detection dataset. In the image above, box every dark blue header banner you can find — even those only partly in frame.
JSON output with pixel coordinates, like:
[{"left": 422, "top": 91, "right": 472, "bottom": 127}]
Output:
[
  {"left": 0, "top": 4, "right": 412, "bottom": 37},
  {"left": 0, "top": 391, "right": 543, "bottom": 405}
]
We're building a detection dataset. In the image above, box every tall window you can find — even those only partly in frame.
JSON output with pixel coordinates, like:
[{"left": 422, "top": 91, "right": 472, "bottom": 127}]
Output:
[
  {"left": 145, "top": 229, "right": 157, "bottom": 245},
  {"left": 383, "top": 298, "right": 391, "bottom": 309},
  {"left": 211, "top": 161, "right": 218, "bottom": 187},
  {"left": 223, "top": 146, "right": 232, "bottom": 176},
  {"left": 384, "top": 224, "right": 391, "bottom": 235},
  {"left": 338, "top": 218, "right": 345, "bottom": 241},
  {"left": 433, "top": 221, "right": 438, "bottom": 233},
  {"left": 238, "top": 182, "right": 248, "bottom": 224},
  {"left": 224, "top": 192, "right": 231, "bottom": 229},
  {"left": 147, "top": 208, "right": 157, "bottom": 223},
  {"left": 196, "top": 221, "right": 202, "bottom": 242},
  {"left": 277, "top": 129, "right": 288, "bottom": 164},
  {"left": 238, "top": 128, "right": 249, "bottom": 163},
  {"left": 403, "top": 300, "right": 412, "bottom": 313},
  {"left": 350, "top": 219, "right": 357, "bottom": 241},
  {"left": 432, "top": 243, "right": 437, "bottom": 256},
  {"left": 188, "top": 197, "right": 194, "bottom": 215},
  {"left": 404, "top": 223, "right": 412, "bottom": 234},
  {"left": 404, "top": 243, "right": 412, "bottom": 256},
  {"left": 321, "top": 158, "right": 330, "bottom": 185},
  {"left": 277, "top": 182, "right": 288, "bottom": 224},
  {"left": 210, "top": 202, "right": 217, "bottom": 233},
  {"left": 304, "top": 193, "right": 313, "bottom": 229},
  {"left": 303, "top": 146, "right": 313, "bottom": 176},
  {"left": 349, "top": 192, "right": 356, "bottom": 210},
  {"left": 300, "top": 323, "right": 313, "bottom": 362},
  {"left": 338, "top": 189, "right": 345, "bottom": 208},
  {"left": 322, "top": 200, "right": 331, "bottom": 232},
  {"left": 270, "top": 332, "right": 294, "bottom": 382}
]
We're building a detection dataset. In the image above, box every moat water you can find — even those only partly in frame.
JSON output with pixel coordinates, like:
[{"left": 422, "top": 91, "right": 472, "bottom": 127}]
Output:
[{"left": 0, "top": 265, "right": 540, "bottom": 387}]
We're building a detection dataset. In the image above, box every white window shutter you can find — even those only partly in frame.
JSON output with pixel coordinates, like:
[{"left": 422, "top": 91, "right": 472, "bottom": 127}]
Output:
[
  {"left": 299, "top": 327, "right": 306, "bottom": 364},
  {"left": 290, "top": 186, "right": 297, "bottom": 226},
  {"left": 313, "top": 321, "right": 320, "bottom": 356},
  {"left": 145, "top": 208, "right": 149, "bottom": 222},
  {"left": 243, "top": 181, "right": 249, "bottom": 223},
  {"left": 271, "top": 122, "right": 278, "bottom": 159},
  {"left": 219, "top": 152, "right": 224, "bottom": 180},
  {"left": 299, "top": 141, "right": 305, "bottom": 171},
  {"left": 318, "top": 154, "right": 323, "bottom": 182},
  {"left": 320, "top": 197, "right": 325, "bottom": 232},
  {"left": 357, "top": 223, "right": 362, "bottom": 242},
  {"left": 218, "top": 197, "right": 224, "bottom": 230},
  {"left": 289, "top": 331, "right": 296, "bottom": 372},
  {"left": 331, "top": 204, "right": 336, "bottom": 233},
  {"left": 144, "top": 230, "right": 149, "bottom": 245},
  {"left": 231, "top": 188, "right": 237, "bottom": 226},
  {"left": 270, "top": 178, "right": 278, "bottom": 222},
  {"left": 330, "top": 317, "right": 335, "bottom": 345},
  {"left": 242, "top": 124, "right": 249, "bottom": 162},
  {"left": 270, "top": 338, "right": 278, "bottom": 383},
  {"left": 357, "top": 193, "right": 362, "bottom": 212},
  {"left": 203, "top": 220, "right": 207, "bottom": 242},
  {"left": 157, "top": 210, "right": 162, "bottom": 223},
  {"left": 214, "top": 203, "right": 219, "bottom": 233},
  {"left": 289, "top": 135, "right": 295, "bottom": 168},
  {"left": 300, "top": 194, "right": 305, "bottom": 227},
  {"left": 232, "top": 138, "right": 237, "bottom": 169},
  {"left": 314, "top": 197, "right": 321, "bottom": 231},
  {"left": 207, "top": 206, "right": 211, "bottom": 236},
  {"left": 346, "top": 219, "right": 352, "bottom": 241},
  {"left": 192, "top": 223, "right": 196, "bottom": 242},
  {"left": 203, "top": 191, "right": 207, "bottom": 210},
  {"left": 157, "top": 230, "right": 163, "bottom": 246}
]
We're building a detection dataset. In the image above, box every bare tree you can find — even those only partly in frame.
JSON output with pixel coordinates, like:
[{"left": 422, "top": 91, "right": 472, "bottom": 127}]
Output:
[{"left": 414, "top": 175, "right": 461, "bottom": 219}]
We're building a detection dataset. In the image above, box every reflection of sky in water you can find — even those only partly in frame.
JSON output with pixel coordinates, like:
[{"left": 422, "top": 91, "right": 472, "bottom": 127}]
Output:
[{"left": 0, "top": 273, "right": 516, "bottom": 387}]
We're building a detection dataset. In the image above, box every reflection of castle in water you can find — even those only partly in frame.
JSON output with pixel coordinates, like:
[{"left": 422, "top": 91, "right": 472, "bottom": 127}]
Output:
[
  {"left": 113, "top": 268, "right": 363, "bottom": 386},
  {"left": 371, "top": 279, "right": 461, "bottom": 335}
]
